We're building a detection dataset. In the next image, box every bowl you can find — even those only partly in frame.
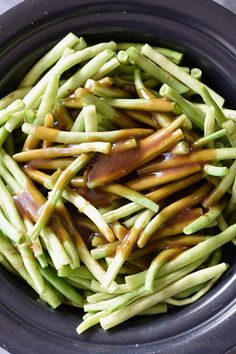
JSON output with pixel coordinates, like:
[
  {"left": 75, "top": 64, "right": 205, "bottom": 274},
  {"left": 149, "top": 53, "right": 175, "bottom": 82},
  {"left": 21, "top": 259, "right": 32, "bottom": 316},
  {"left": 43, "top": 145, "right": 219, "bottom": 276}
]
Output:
[{"left": 0, "top": 0, "right": 236, "bottom": 353}]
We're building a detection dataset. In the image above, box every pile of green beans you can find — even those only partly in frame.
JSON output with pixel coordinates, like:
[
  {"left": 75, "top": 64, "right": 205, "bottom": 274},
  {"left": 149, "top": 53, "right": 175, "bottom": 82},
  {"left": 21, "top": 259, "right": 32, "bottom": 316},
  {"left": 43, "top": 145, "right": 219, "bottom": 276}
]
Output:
[{"left": 0, "top": 32, "right": 236, "bottom": 334}]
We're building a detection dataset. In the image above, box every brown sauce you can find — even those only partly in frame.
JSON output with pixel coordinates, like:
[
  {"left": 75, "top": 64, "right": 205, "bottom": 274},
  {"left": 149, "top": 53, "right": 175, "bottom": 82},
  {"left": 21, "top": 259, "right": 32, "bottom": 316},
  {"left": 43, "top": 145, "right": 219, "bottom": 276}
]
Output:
[
  {"left": 86, "top": 126, "right": 181, "bottom": 188},
  {"left": 73, "top": 186, "right": 118, "bottom": 208}
]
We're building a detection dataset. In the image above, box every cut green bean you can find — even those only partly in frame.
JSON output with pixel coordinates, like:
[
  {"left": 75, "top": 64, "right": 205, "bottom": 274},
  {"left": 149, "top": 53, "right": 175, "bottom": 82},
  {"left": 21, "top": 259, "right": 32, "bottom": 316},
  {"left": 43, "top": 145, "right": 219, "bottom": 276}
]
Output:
[
  {"left": 172, "top": 141, "right": 189, "bottom": 155},
  {"left": 165, "top": 272, "right": 222, "bottom": 306},
  {"left": 100, "top": 264, "right": 226, "bottom": 330},
  {"left": 22, "top": 123, "right": 153, "bottom": 144},
  {"left": 13, "top": 142, "right": 111, "bottom": 161},
  {"left": 126, "top": 47, "right": 188, "bottom": 94},
  {"left": 102, "top": 183, "right": 159, "bottom": 212},
  {"left": 203, "top": 160, "right": 236, "bottom": 208},
  {"left": 142, "top": 44, "right": 224, "bottom": 107},
  {"left": 160, "top": 84, "right": 205, "bottom": 129},
  {"left": 0, "top": 176, "right": 25, "bottom": 232},
  {"left": 204, "top": 106, "right": 215, "bottom": 148},
  {"left": 18, "top": 243, "right": 46, "bottom": 295},
  {"left": 19, "top": 32, "right": 79, "bottom": 88},
  {"left": 83, "top": 105, "right": 98, "bottom": 132},
  {"left": 73, "top": 37, "right": 87, "bottom": 51},
  {"left": 222, "top": 120, "right": 236, "bottom": 147},
  {"left": 224, "top": 177, "right": 236, "bottom": 216},
  {"left": 204, "top": 164, "right": 228, "bottom": 177},
  {"left": 57, "top": 49, "right": 114, "bottom": 98},
  {"left": 145, "top": 248, "right": 182, "bottom": 292},
  {"left": 184, "top": 199, "right": 227, "bottom": 234},
  {"left": 194, "top": 129, "right": 226, "bottom": 147},
  {"left": 40, "top": 266, "right": 84, "bottom": 306},
  {"left": 29, "top": 154, "right": 92, "bottom": 241},
  {"left": 103, "top": 210, "right": 155, "bottom": 288},
  {"left": 93, "top": 57, "right": 120, "bottom": 80},
  {"left": 71, "top": 110, "right": 84, "bottom": 132},
  {"left": 0, "top": 208, "right": 24, "bottom": 243},
  {"left": 0, "top": 100, "right": 25, "bottom": 125},
  {"left": 138, "top": 303, "right": 168, "bottom": 315},
  {"left": 85, "top": 79, "right": 132, "bottom": 99},
  {"left": 0, "top": 88, "right": 31, "bottom": 110},
  {"left": 137, "top": 184, "right": 209, "bottom": 248},
  {"left": 117, "top": 50, "right": 129, "bottom": 64},
  {"left": 191, "top": 68, "right": 202, "bottom": 80},
  {"left": 117, "top": 42, "right": 183, "bottom": 64}
]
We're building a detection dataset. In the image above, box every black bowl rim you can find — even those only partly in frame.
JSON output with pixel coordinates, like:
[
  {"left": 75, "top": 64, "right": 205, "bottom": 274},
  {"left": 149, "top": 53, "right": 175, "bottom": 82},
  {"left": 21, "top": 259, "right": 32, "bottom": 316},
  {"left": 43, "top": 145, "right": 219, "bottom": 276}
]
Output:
[{"left": 0, "top": 1, "right": 236, "bottom": 354}]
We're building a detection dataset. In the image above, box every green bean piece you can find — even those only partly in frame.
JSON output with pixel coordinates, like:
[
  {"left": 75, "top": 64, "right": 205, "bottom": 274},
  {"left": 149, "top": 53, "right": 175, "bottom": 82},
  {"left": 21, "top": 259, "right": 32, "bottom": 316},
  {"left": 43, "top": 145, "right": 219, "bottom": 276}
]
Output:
[
  {"left": 40, "top": 227, "right": 71, "bottom": 270},
  {"left": 222, "top": 120, "right": 236, "bottom": 147},
  {"left": 73, "top": 37, "right": 87, "bottom": 51},
  {"left": 58, "top": 265, "right": 93, "bottom": 279},
  {"left": 13, "top": 142, "right": 111, "bottom": 161},
  {"left": 145, "top": 248, "right": 182, "bottom": 292},
  {"left": 126, "top": 47, "right": 188, "bottom": 94},
  {"left": 142, "top": 44, "right": 224, "bottom": 107},
  {"left": 91, "top": 241, "right": 120, "bottom": 260},
  {"left": 199, "top": 85, "right": 226, "bottom": 127},
  {"left": 0, "top": 99, "right": 25, "bottom": 125},
  {"left": 194, "top": 129, "right": 226, "bottom": 147},
  {"left": 18, "top": 243, "right": 46, "bottom": 295},
  {"left": 191, "top": 68, "right": 202, "bottom": 80},
  {"left": 103, "top": 210, "right": 155, "bottom": 288},
  {"left": 73, "top": 87, "right": 138, "bottom": 128},
  {"left": 137, "top": 184, "right": 209, "bottom": 248},
  {"left": 0, "top": 88, "right": 31, "bottom": 110},
  {"left": 0, "top": 208, "right": 24, "bottom": 243},
  {"left": 224, "top": 177, "right": 236, "bottom": 217},
  {"left": 138, "top": 303, "right": 168, "bottom": 315},
  {"left": 29, "top": 154, "right": 92, "bottom": 241},
  {"left": 22, "top": 123, "right": 153, "bottom": 144},
  {"left": 40, "top": 266, "right": 84, "bottom": 307},
  {"left": 0, "top": 234, "right": 61, "bottom": 308},
  {"left": 83, "top": 105, "right": 98, "bottom": 132},
  {"left": 184, "top": 199, "right": 227, "bottom": 234},
  {"left": 103, "top": 173, "right": 203, "bottom": 223},
  {"left": 0, "top": 176, "right": 25, "bottom": 232},
  {"left": 203, "top": 164, "right": 228, "bottom": 177},
  {"left": 172, "top": 141, "right": 189, "bottom": 155},
  {"left": 71, "top": 110, "right": 84, "bottom": 132},
  {"left": 93, "top": 57, "right": 120, "bottom": 80},
  {"left": 160, "top": 84, "right": 205, "bottom": 129},
  {"left": 62, "top": 188, "right": 115, "bottom": 243},
  {"left": 0, "top": 127, "right": 9, "bottom": 147},
  {"left": 0, "top": 231, "right": 34, "bottom": 284},
  {"left": 19, "top": 32, "right": 79, "bottom": 88},
  {"left": 102, "top": 183, "right": 159, "bottom": 212},
  {"left": 57, "top": 49, "right": 114, "bottom": 98},
  {"left": 203, "top": 161, "right": 236, "bottom": 208},
  {"left": 117, "top": 42, "right": 183, "bottom": 64},
  {"left": 166, "top": 273, "right": 222, "bottom": 306},
  {"left": 85, "top": 79, "right": 132, "bottom": 99},
  {"left": 0, "top": 252, "right": 18, "bottom": 275},
  {"left": 117, "top": 50, "right": 129, "bottom": 64},
  {"left": 203, "top": 106, "right": 216, "bottom": 148},
  {"left": 100, "top": 264, "right": 226, "bottom": 330}
]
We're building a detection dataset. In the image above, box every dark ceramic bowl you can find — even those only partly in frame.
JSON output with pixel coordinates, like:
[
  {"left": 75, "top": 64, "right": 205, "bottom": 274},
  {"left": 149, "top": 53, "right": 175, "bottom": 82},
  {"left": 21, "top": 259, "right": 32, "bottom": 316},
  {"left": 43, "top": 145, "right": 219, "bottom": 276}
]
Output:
[{"left": 0, "top": 1, "right": 236, "bottom": 353}]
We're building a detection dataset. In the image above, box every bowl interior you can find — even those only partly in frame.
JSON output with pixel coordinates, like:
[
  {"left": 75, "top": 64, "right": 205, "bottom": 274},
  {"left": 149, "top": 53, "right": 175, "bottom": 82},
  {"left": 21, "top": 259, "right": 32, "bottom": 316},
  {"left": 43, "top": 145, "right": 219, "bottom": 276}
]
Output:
[{"left": 0, "top": 1, "right": 236, "bottom": 354}]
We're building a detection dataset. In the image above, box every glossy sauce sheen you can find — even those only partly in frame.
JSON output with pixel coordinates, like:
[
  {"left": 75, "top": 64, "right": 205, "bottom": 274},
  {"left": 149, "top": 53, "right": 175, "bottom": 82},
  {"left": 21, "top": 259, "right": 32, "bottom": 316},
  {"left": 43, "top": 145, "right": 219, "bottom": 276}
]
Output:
[{"left": 86, "top": 128, "right": 183, "bottom": 187}]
